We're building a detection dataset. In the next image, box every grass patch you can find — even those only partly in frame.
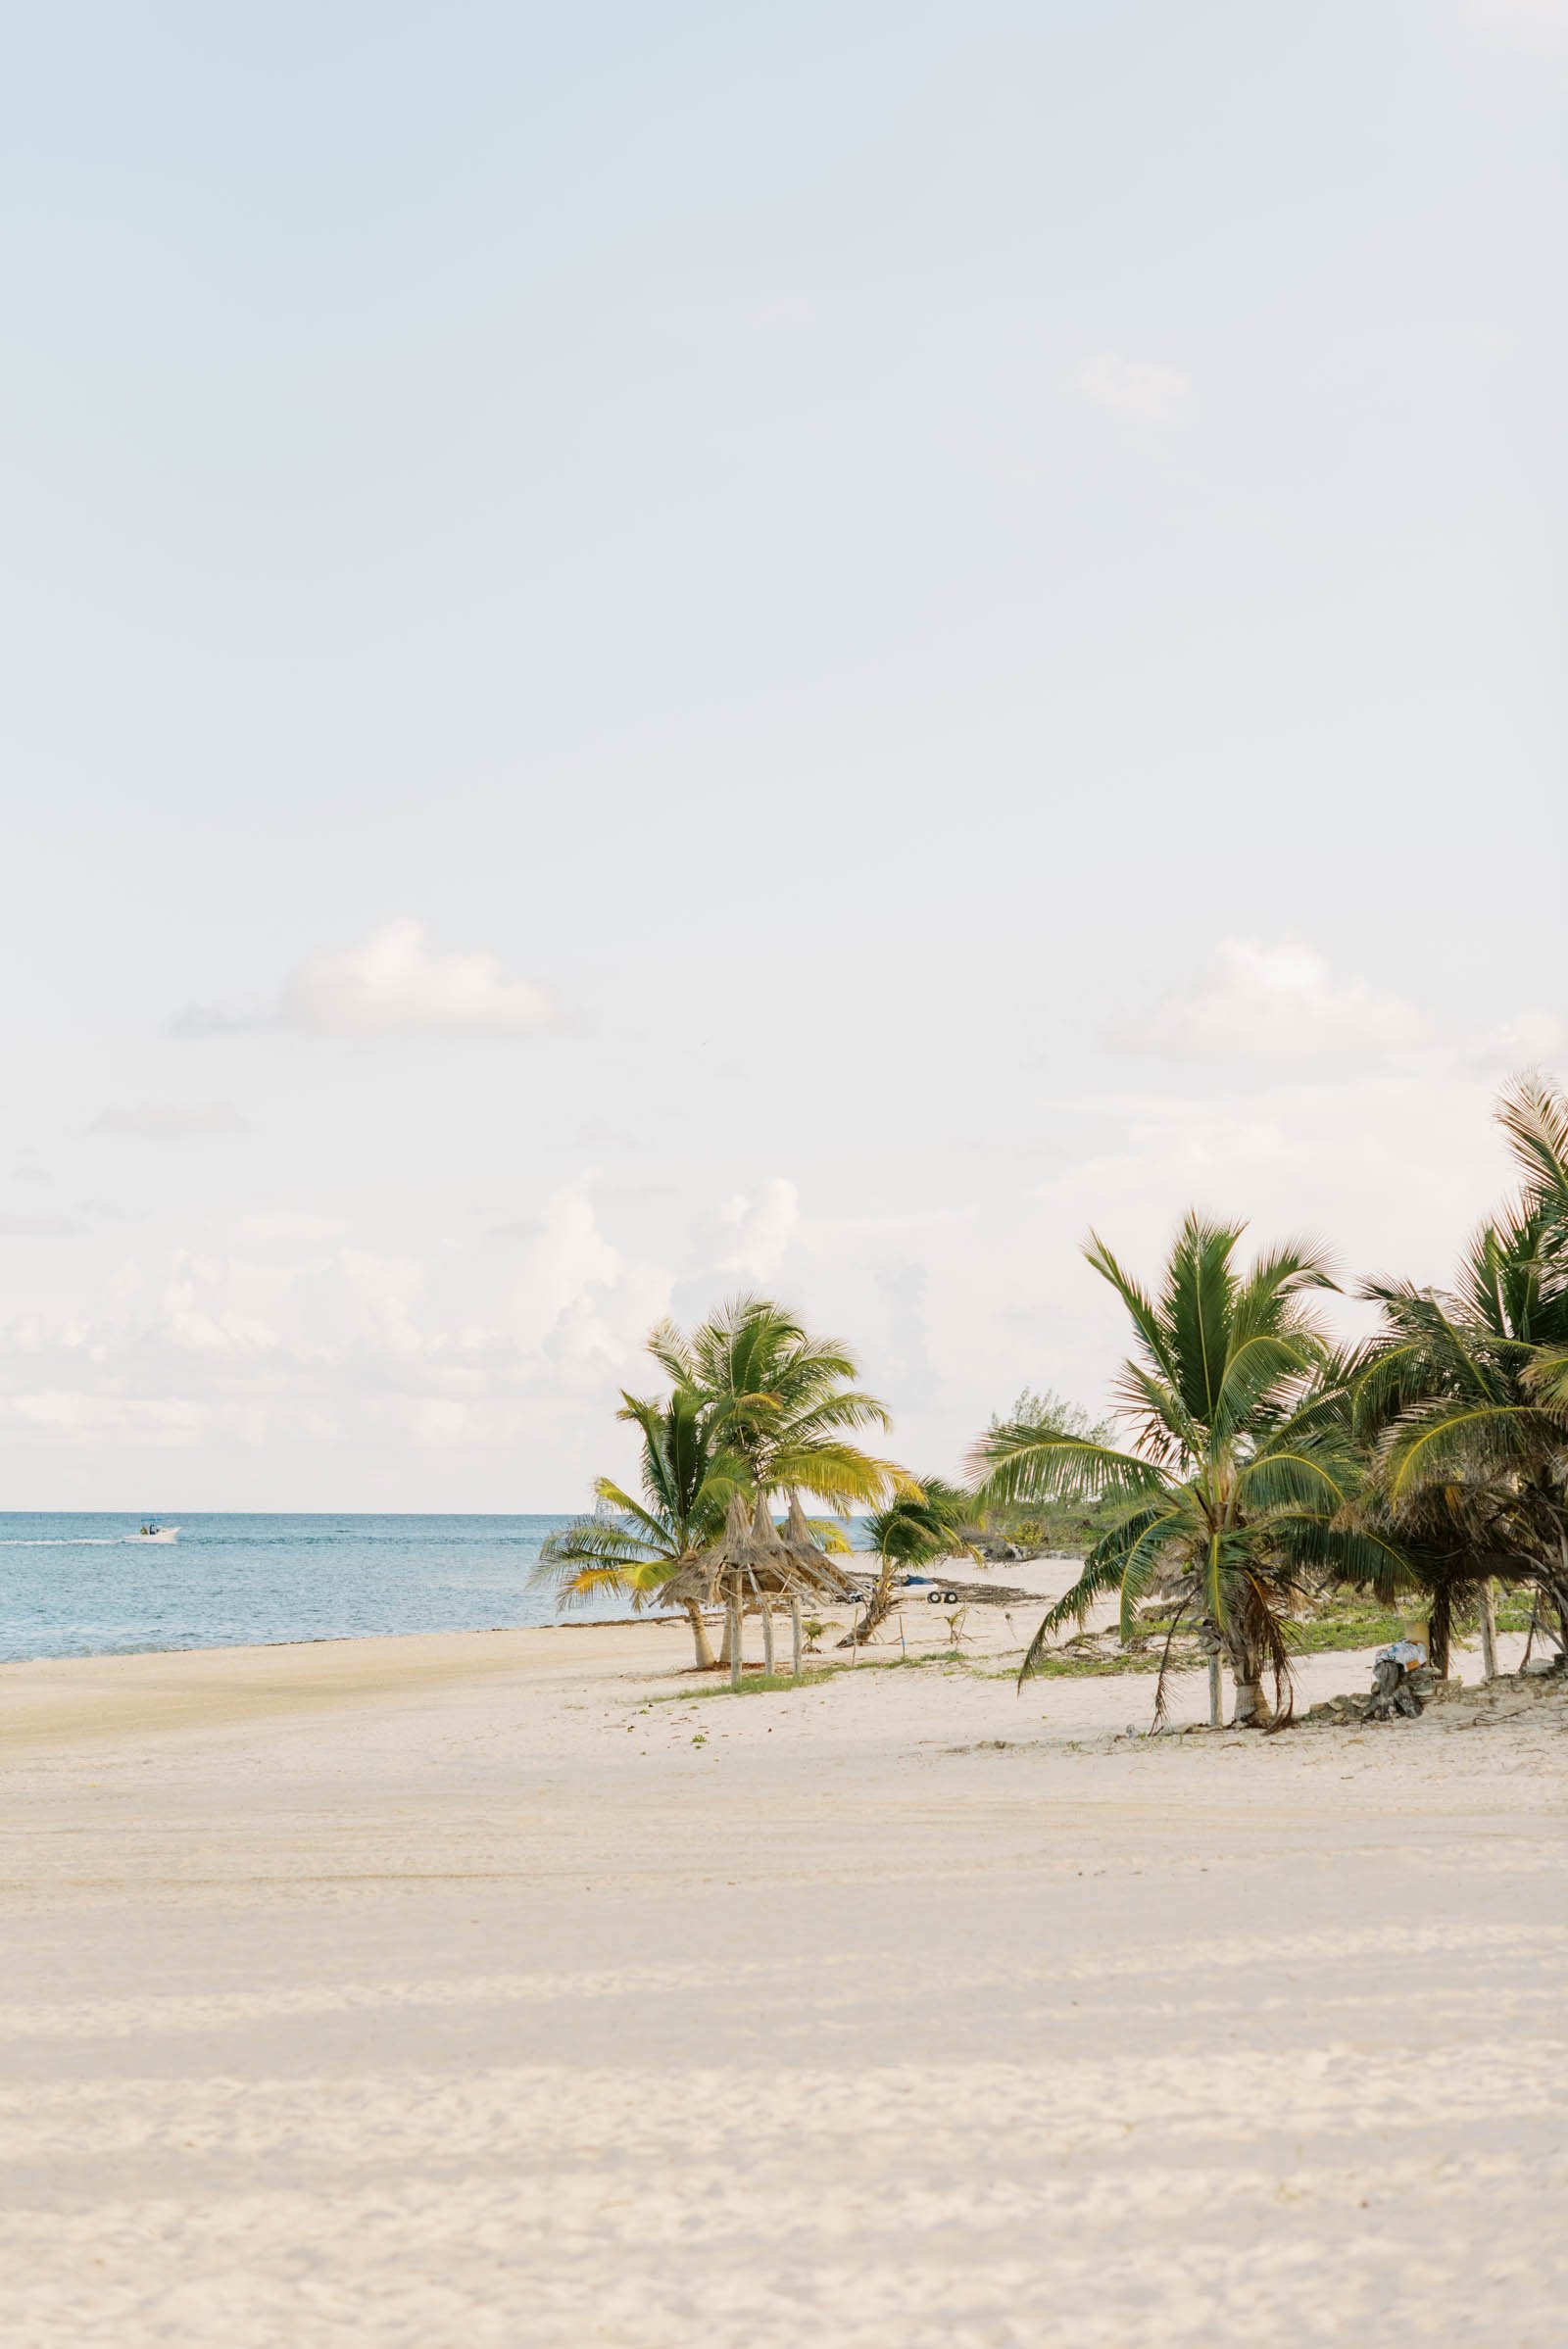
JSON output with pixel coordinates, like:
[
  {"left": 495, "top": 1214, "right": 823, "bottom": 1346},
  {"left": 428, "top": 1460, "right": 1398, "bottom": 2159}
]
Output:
[{"left": 651, "top": 1649, "right": 974, "bottom": 1702}]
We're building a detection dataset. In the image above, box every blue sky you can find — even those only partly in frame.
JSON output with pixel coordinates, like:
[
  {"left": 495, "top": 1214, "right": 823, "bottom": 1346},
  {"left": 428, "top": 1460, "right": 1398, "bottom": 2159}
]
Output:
[{"left": 2, "top": 1, "right": 1563, "bottom": 1505}]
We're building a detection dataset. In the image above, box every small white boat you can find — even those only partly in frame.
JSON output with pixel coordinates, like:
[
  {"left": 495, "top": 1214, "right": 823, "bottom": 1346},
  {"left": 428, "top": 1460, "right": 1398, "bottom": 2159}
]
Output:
[{"left": 128, "top": 1524, "right": 180, "bottom": 1543}]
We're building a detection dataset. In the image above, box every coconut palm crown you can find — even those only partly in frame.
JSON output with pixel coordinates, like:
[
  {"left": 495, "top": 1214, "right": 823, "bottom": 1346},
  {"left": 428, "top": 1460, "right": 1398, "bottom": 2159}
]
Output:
[
  {"left": 847, "top": 1475, "right": 976, "bottom": 1645},
  {"left": 647, "top": 1293, "right": 901, "bottom": 1509},
  {"left": 532, "top": 1386, "right": 743, "bottom": 1667},
  {"left": 971, "top": 1214, "right": 1387, "bottom": 1727}
]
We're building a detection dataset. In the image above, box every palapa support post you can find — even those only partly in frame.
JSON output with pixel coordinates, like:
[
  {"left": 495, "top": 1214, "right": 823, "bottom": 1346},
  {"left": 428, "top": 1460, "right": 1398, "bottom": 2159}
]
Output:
[
  {"left": 728, "top": 1596, "right": 742, "bottom": 1688},
  {"left": 760, "top": 1598, "right": 774, "bottom": 1678},
  {"left": 791, "top": 1593, "right": 802, "bottom": 1678},
  {"left": 1479, "top": 1580, "right": 1498, "bottom": 1683}
]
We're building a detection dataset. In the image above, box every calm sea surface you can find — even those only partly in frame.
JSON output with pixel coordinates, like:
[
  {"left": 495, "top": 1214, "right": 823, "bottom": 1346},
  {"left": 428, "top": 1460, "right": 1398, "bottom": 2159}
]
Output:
[
  {"left": 0, "top": 1513, "right": 612, "bottom": 1663},
  {"left": 0, "top": 1511, "right": 879, "bottom": 1664}
]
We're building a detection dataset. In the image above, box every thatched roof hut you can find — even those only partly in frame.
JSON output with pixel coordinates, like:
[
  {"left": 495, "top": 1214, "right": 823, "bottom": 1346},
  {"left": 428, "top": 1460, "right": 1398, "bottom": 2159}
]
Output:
[
  {"left": 661, "top": 1493, "right": 854, "bottom": 1619},
  {"left": 660, "top": 1493, "right": 854, "bottom": 1681}
]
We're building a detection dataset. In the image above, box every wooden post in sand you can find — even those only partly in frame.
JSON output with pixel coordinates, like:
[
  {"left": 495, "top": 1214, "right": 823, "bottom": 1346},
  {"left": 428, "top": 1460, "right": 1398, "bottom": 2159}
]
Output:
[
  {"left": 1479, "top": 1580, "right": 1498, "bottom": 1683},
  {"left": 760, "top": 1600, "right": 774, "bottom": 1679},
  {"left": 728, "top": 1597, "right": 742, "bottom": 1689},
  {"left": 1207, "top": 1651, "right": 1223, "bottom": 1729},
  {"left": 790, "top": 1593, "right": 802, "bottom": 1679}
]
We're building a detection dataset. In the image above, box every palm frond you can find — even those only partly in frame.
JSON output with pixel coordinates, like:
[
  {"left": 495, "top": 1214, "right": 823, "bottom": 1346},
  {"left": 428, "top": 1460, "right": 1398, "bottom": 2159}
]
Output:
[
  {"left": 969, "top": 1428, "right": 1162, "bottom": 1512},
  {"left": 1497, "top": 1072, "right": 1568, "bottom": 1216}
]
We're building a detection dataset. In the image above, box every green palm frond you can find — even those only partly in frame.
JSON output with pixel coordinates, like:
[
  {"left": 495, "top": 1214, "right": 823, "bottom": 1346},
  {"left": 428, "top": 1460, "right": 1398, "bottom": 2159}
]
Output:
[
  {"left": 654, "top": 1294, "right": 897, "bottom": 1504},
  {"left": 1497, "top": 1073, "right": 1568, "bottom": 1217},
  {"left": 969, "top": 1428, "right": 1161, "bottom": 1512}
]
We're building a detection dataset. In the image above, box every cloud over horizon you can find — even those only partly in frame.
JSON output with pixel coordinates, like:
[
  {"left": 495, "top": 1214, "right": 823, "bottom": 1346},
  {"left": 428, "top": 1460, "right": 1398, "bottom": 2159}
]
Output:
[
  {"left": 1113, "top": 942, "right": 1427, "bottom": 1061},
  {"left": 173, "top": 921, "right": 560, "bottom": 1043}
]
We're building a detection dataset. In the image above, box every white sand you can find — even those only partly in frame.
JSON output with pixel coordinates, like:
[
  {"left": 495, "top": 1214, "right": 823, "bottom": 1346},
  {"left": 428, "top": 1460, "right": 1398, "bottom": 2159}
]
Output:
[{"left": 1, "top": 1591, "right": 1563, "bottom": 2347}]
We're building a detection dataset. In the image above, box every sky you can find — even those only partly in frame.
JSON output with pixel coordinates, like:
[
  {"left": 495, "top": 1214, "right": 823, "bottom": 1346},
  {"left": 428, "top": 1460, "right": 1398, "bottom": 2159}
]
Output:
[{"left": 1, "top": 0, "right": 1564, "bottom": 1509}]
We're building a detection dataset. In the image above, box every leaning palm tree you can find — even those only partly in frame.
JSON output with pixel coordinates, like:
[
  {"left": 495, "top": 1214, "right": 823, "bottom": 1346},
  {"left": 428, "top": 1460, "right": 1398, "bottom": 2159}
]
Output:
[
  {"left": 532, "top": 1387, "right": 742, "bottom": 1667},
  {"left": 971, "top": 1215, "right": 1385, "bottom": 1727},
  {"left": 648, "top": 1294, "right": 903, "bottom": 1511},
  {"left": 842, "top": 1476, "right": 976, "bottom": 1646}
]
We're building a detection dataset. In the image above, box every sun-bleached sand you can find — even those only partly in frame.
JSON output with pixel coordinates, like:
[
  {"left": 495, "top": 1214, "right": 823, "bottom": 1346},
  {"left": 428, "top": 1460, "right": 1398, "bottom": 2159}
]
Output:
[{"left": 2, "top": 1585, "right": 1563, "bottom": 2349}]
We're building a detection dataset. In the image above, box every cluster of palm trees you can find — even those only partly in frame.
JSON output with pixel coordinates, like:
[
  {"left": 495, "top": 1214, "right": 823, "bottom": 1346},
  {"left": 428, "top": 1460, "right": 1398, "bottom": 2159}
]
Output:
[
  {"left": 540, "top": 1076, "right": 1568, "bottom": 1724},
  {"left": 977, "top": 1075, "right": 1568, "bottom": 1724},
  {"left": 534, "top": 1297, "right": 921, "bottom": 1668}
]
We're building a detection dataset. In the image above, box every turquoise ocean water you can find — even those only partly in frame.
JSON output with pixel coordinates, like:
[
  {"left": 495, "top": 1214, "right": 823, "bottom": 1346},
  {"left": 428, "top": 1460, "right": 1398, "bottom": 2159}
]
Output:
[
  {"left": 0, "top": 1513, "right": 601, "bottom": 1664},
  {"left": 0, "top": 1511, "right": 878, "bottom": 1664}
]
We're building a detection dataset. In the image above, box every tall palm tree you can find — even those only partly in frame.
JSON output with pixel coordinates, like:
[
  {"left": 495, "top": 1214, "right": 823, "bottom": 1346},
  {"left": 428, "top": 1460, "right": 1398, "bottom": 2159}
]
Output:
[
  {"left": 1348, "top": 1097, "right": 1568, "bottom": 1656},
  {"left": 532, "top": 1387, "right": 742, "bottom": 1668},
  {"left": 843, "top": 1476, "right": 976, "bottom": 1646},
  {"left": 648, "top": 1294, "right": 901, "bottom": 1510},
  {"left": 971, "top": 1215, "right": 1384, "bottom": 1727}
]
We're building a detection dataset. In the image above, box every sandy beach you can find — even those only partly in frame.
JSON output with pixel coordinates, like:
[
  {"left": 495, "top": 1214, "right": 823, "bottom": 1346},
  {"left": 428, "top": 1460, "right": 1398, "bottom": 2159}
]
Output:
[{"left": 2, "top": 1586, "right": 1563, "bottom": 2348}]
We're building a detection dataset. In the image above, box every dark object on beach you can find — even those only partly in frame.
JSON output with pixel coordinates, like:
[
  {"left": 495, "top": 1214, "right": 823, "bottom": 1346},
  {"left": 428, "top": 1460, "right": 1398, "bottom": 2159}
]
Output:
[{"left": 1362, "top": 1654, "right": 1428, "bottom": 1721}]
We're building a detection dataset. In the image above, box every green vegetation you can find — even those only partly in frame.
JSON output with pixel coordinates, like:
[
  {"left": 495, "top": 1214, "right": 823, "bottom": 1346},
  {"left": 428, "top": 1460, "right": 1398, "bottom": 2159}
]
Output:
[
  {"left": 648, "top": 1294, "right": 899, "bottom": 1509},
  {"left": 532, "top": 1386, "right": 743, "bottom": 1668},
  {"left": 972, "top": 1390, "right": 1125, "bottom": 1557},
  {"left": 848, "top": 1475, "right": 975, "bottom": 1646},
  {"left": 971, "top": 1216, "right": 1388, "bottom": 1727},
  {"left": 545, "top": 1075, "right": 1568, "bottom": 1728},
  {"left": 538, "top": 1295, "right": 908, "bottom": 1676}
]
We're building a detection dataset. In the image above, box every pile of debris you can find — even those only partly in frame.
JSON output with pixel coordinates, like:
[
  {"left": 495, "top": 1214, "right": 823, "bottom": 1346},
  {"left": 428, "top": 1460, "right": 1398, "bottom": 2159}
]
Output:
[{"left": 1301, "top": 1661, "right": 1565, "bottom": 1732}]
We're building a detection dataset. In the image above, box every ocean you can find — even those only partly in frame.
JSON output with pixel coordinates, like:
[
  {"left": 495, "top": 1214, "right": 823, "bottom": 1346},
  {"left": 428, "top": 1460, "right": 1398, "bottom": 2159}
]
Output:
[
  {"left": 0, "top": 1510, "right": 879, "bottom": 1664},
  {"left": 0, "top": 1512, "right": 609, "bottom": 1664}
]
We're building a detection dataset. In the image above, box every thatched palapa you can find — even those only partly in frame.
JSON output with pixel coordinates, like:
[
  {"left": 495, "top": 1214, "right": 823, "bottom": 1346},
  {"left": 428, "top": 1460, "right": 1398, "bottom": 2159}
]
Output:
[{"left": 660, "top": 1493, "right": 853, "bottom": 1682}]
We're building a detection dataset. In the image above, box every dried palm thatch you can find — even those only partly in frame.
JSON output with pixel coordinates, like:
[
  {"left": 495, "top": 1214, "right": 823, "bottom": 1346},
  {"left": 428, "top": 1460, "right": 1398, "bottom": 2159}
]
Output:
[
  {"left": 661, "top": 1493, "right": 853, "bottom": 1615},
  {"left": 660, "top": 1493, "right": 854, "bottom": 1681}
]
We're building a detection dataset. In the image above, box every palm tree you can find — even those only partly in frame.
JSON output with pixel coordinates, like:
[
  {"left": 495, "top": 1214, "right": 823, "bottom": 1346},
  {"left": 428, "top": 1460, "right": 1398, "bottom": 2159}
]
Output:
[
  {"left": 532, "top": 1387, "right": 741, "bottom": 1668},
  {"left": 971, "top": 1215, "right": 1385, "bottom": 1727},
  {"left": 1348, "top": 1089, "right": 1568, "bottom": 1659},
  {"left": 648, "top": 1294, "right": 901, "bottom": 1510},
  {"left": 843, "top": 1476, "right": 976, "bottom": 1646}
]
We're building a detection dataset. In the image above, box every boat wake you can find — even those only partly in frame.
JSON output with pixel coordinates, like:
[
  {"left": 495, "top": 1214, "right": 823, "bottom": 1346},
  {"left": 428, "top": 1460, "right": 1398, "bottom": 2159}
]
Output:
[{"left": 0, "top": 1537, "right": 123, "bottom": 1547}]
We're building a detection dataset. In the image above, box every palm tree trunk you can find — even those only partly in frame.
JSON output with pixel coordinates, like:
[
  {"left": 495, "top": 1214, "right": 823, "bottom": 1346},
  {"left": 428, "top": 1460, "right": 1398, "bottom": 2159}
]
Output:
[
  {"left": 684, "top": 1600, "right": 717, "bottom": 1672},
  {"left": 1478, "top": 1581, "right": 1497, "bottom": 1681},
  {"left": 1227, "top": 1633, "right": 1273, "bottom": 1728},
  {"left": 760, "top": 1601, "right": 774, "bottom": 1677},
  {"left": 838, "top": 1557, "right": 893, "bottom": 1648},
  {"left": 1427, "top": 1587, "right": 1452, "bottom": 1679}
]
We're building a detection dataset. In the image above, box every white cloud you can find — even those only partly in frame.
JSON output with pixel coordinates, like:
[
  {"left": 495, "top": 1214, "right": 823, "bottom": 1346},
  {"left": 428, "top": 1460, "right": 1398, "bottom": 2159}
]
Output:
[
  {"left": 0, "top": 1392, "right": 206, "bottom": 1444},
  {"left": 711, "top": 1178, "right": 801, "bottom": 1282},
  {"left": 0, "top": 1191, "right": 676, "bottom": 1473},
  {"left": 1463, "top": 0, "right": 1568, "bottom": 47},
  {"left": 0, "top": 1211, "right": 87, "bottom": 1237},
  {"left": 1115, "top": 941, "right": 1426, "bottom": 1061},
  {"left": 173, "top": 920, "right": 559, "bottom": 1041},
  {"left": 90, "top": 1102, "right": 249, "bottom": 1139},
  {"left": 1078, "top": 352, "right": 1190, "bottom": 424},
  {"left": 1461, "top": 1009, "right": 1568, "bottom": 1073}
]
